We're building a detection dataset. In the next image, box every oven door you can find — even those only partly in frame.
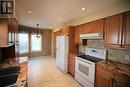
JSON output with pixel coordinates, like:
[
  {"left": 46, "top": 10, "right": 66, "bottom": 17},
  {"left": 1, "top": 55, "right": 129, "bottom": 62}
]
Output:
[{"left": 75, "top": 57, "right": 95, "bottom": 83}]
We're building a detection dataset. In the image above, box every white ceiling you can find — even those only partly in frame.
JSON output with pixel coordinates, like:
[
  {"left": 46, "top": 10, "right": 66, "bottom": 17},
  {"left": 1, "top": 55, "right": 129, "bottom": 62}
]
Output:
[{"left": 16, "top": 0, "right": 119, "bottom": 29}]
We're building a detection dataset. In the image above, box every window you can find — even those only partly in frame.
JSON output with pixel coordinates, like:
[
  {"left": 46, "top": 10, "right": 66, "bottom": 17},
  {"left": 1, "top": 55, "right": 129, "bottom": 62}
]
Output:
[
  {"left": 18, "top": 33, "right": 29, "bottom": 54},
  {"left": 31, "top": 34, "right": 42, "bottom": 51}
]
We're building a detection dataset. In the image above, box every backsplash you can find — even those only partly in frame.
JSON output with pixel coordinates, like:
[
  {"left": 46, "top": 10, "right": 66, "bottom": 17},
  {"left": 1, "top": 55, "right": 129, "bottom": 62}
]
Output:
[{"left": 79, "top": 40, "right": 130, "bottom": 65}]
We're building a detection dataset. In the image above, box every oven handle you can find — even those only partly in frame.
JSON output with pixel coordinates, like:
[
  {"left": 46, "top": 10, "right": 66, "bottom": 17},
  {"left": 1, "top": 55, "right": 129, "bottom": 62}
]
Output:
[{"left": 77, "top": 58, "right": 94, "bottom": 66}]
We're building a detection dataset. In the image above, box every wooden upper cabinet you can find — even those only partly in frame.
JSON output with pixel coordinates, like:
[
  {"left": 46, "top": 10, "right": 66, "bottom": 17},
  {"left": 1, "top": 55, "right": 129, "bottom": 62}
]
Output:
[
  {"left": 82, "top": 22, "right": 92, "bottom": 34},
  {"left": 104, "top": 14, "right": 123, "bottom": 48},
  {"left": 123, "top": 12, "right": 130, "bottom": 49},
  {"left": 8, "top": 18, "right": 18, "bottom": 43},
  {"left": 0, "top": 19, "right": 8, "bottom": 46},
  {"left": 75, "top": 25, "right": 82, "bottom": 44},
  {"left": 82, "top": 19, "right": 104, "bottom": 34},
  {"left": 55, "top": 30, "right": 62, "bottom": 36},
  {"left": 62, "top": 27, "right": 70, "bottom": 35},
  {"left": 0, "top": 18, "right": 18, "bottom": 46},
  {"left": 68, "top": 53, "right": 76, "bottom": 76},
  {"left": 91, "top": 19, "right": 104, "bottom": 33}
]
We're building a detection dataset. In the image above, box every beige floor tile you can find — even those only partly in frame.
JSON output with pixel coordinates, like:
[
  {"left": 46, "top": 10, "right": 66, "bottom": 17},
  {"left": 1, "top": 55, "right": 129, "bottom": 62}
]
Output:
[{"left": 28, "top": 56, "right": 82, "bottom": 87}]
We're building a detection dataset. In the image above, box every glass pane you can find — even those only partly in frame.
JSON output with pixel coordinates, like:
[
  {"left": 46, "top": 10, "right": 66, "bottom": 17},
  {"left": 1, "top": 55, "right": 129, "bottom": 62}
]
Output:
[
  {"left": 18, "top": 33, "right": 29, "bottom": 54},
  {"left": 79, "top": 63, "right": 89, "bottom": 76},
  {"left": 31, "top": 34, "right": 42, "bottom": 51}
]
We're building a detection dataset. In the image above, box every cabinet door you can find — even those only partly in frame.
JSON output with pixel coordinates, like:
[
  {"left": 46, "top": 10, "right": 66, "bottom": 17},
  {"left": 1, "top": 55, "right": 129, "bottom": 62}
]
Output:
[
  {"left": 62, "top": 27, "right": 70, "bottom": 35},
  {"left": 104, "top": 15, "right": 123, "bottom": 48},
  {"left": 75, "top": 25, "right": 82, "bottom": 44},
  {"left": 82, "top": 23, "right": 92, "bottom": 34},
  {"left": 0, "top": 19, "right": 8, "bottom": 46},
  {"left": 114, "top": 71, "right": 130, "bottom": 87},
  {"left": 123, "top": 12, "right": 130, "bottom": 49},
  {"left": 91, "top": 19, "right": 104, "bottom": 33},
  {"left": 68, "top": 53, "right": 75, "bottom": 76},
  {"left": 96, "top": 71, "right": 112, "bottom": 87},
  {"left": 96, "top": 64, "right": 113, "bottom": 87}
]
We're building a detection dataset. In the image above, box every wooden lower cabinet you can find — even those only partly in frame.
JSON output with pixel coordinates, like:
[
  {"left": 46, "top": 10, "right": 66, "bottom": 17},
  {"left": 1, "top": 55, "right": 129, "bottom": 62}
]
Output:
[
  {"left": 96, "top": 71, "right": 112, "bottom": 87},
  {"left": 96, "top": 63, "right": 130, "bottom": 87},
  {"left": 114, "top": 71, "right": 130, "bottom": 87},
  {"left": 68, "top": 53, "right": 76, "bottom": 76},
  {"left": 96, "top": 64, "right": 113, "bottom": 87}
]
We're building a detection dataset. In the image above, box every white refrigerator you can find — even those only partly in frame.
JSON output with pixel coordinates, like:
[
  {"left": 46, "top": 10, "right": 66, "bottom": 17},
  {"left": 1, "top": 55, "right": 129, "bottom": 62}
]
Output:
[{"left": 56, "top": 35, "right": 69, "bottom": 73}]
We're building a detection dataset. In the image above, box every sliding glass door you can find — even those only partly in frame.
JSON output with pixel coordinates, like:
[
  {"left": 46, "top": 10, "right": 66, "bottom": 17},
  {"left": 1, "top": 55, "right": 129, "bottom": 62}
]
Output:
[
  {"left": 18, "top": 33, "right": 29, "bottom": 54},
  {"left": 31, "top": 34, "right": 42, "bottom": 52}
]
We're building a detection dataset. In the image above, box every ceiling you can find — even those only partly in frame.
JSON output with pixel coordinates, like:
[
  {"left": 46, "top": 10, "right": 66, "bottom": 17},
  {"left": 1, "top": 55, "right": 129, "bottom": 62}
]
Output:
[{"left": 16, "top": 0, "right": 119, "bottom": 29}]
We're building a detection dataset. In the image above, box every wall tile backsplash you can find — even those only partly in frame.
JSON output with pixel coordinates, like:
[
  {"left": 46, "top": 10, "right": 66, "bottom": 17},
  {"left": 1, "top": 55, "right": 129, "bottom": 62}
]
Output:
[{"left": 79, "top": 40, "right": 130, "bottom": 65}]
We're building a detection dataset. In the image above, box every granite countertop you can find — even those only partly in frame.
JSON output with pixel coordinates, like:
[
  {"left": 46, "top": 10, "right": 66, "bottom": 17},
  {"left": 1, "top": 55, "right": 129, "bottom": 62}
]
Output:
[
  {"left": 97, "top": 59, "right": 130, "bottom": 76},
  {"left": 0, "top": 58, "right": 28, "bottom": 87}
]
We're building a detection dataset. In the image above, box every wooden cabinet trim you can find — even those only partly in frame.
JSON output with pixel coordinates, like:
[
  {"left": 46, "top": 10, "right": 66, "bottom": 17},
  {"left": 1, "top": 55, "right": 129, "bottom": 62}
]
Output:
[{"left": 122, "top": 12, "right": 130, "bottom": 49}]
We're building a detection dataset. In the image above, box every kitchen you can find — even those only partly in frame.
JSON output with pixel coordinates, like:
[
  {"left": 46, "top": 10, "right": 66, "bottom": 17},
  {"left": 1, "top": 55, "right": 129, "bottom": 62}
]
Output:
[{"left": 0, "top": 0, "right": 130, "bottom": 87}]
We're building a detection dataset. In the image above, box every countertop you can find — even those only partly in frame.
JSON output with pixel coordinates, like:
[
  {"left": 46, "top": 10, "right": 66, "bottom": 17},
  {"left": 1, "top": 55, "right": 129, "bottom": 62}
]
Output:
[
  {"left": 0, "top": 58, "right": 28, "bottom": 87},
  {"left": 97, "top": 59, "right": 130, "bottom": 76}
]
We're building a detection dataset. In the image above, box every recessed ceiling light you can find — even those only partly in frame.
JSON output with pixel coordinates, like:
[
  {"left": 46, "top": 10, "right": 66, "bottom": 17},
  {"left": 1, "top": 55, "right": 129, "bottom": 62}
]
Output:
[
  {"left": 82, "top": 8, "right": 85, "bottom": 11},
  {"left": 28, "top": 10, "right": 32, "bottom": 13}
]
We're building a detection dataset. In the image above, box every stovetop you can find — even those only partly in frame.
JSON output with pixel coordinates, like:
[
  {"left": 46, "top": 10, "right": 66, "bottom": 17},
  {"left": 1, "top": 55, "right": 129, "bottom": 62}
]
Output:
[{"left": 77, "top": 54, "right": 103, "bottom": 63}]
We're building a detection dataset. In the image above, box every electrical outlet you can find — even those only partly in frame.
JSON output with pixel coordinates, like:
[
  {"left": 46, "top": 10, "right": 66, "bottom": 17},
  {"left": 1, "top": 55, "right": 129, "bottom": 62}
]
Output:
[{"left": 125, "top": 55, "right": 130, "bottom": 61}]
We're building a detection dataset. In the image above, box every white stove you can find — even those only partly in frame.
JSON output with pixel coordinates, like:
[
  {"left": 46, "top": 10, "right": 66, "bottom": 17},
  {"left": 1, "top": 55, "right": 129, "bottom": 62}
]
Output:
[{"left": 75, "top": 47, "right": 107, "bottom": 87}]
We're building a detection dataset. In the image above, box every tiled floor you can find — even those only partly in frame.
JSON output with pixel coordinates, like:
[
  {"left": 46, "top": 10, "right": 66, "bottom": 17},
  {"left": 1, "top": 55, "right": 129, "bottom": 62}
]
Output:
[{"left": 28, "top": 56, "right": 82, "bottom": 87}]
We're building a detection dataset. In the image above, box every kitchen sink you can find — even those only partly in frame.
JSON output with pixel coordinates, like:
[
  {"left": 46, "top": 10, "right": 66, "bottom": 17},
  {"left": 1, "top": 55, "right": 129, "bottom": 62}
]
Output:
[
  {"left": 0, "top": 74, "right": 18, "bottom": 87},
  {"left": 0, "top": 66, "right": 20, "bottom": 87},
  {"left": 0, "top": 66, "right": 20, "bottom": 76}
]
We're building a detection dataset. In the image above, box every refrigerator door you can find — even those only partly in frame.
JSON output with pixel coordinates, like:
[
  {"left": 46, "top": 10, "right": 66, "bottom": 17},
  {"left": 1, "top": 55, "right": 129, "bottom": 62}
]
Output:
[
  {"left": 56, "top": 36, "right": 69, "bottom": 73},
  {"left": 56, "top": 36, "right": 60, "bottom": 68}
]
